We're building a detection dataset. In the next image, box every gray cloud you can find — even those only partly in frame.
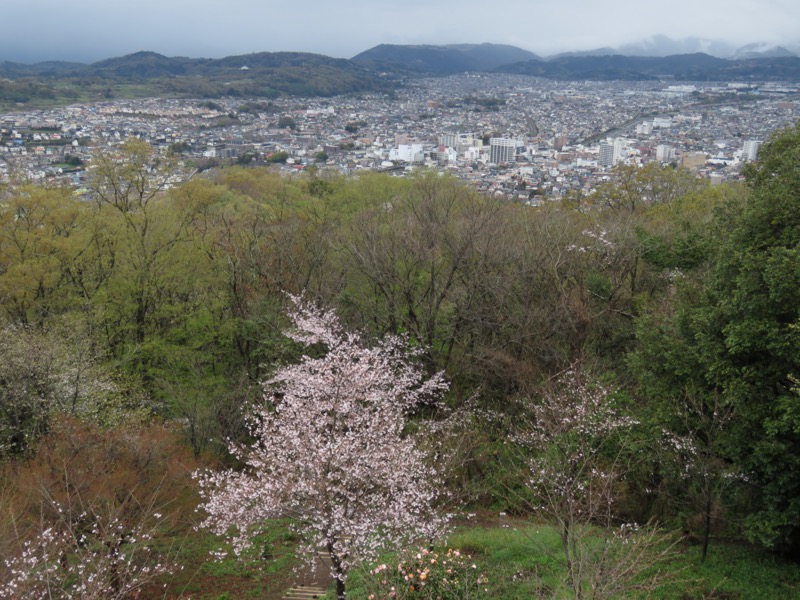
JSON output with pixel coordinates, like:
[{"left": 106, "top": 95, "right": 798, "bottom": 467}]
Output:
[{"left": 1, "top": 0, "right": 798, "bottom": 63}]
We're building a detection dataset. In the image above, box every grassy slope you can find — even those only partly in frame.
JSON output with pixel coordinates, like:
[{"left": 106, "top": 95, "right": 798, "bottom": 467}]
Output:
[
  {"left": 147, "top": 521, "right": 302, "bottom": 599},
  {"left": 335, "top": 525, "right": 800, "bottom": 599}
]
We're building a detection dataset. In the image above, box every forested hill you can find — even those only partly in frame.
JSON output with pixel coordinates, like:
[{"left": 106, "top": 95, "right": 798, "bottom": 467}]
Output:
[
  {"left": 495, "top": 53, "right": 800, "bottom": 81},
  {"left": 0, "top": 44, "right": 542, "bottom": 81},
  {"left": 0, "top": 50, "right": 391, "bottom": 98},
  {"left": 4, "top": 45, "right": 800, "bottom": 107},
  {"left": 350, "top": 43, "right": 541, "bottom": 74},
  {"left": 351, "top": 44, "right": 800, "bottom": 80}
]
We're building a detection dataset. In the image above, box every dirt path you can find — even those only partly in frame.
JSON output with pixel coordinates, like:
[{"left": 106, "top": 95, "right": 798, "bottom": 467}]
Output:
[{"left": 284, "top": 549, "right": 333, "bottom": 597}]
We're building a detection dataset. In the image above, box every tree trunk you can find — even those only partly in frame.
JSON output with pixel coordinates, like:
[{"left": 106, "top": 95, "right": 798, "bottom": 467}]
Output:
[
  {"left": 701, "top": 490, "right": 712, "bottom": 563},
  {"left": 336, "top": 577, "right": 346, "bottom": 600},
  {"left": 328, "top": 539, "right": 347, "bottom": 600}
]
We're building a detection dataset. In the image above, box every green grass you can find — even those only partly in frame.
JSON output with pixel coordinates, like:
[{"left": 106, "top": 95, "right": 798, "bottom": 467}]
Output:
[
  {"left": 656, "top": 542, "right": 800, "bottom": 599},
  {"left": 0, "top": 81, "right": 169, "bottom": 113},
  {"left": 336, "top": 525, "right": 800, "bottom": 600},
  {"left": 133, "top": 517, "right": 800, "bottom": 599},
  {"left": 146, "top": 519, "right": 302, "bottom": 599}
]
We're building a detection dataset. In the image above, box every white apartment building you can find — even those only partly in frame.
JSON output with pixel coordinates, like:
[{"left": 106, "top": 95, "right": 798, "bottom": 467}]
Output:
[
  {"left": 489, "top": 137, "right": 518, "bottom": 164},
  {"left": 742, "top": 140, "right": 761, "bottom": 162},
  {"left": 389, "top": 143, "right": 424, "bottom": 163},
  {"left": 656, "top": 144, "right": 676, "bottom": 163},
  {"left": 599, "top": 142, "right": 615, "bottom": 167}
]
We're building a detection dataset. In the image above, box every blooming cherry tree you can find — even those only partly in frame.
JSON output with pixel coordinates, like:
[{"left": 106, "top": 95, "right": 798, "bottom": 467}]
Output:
[
  {"left": 196, "top": 297, "right": 450, "bottom": 599},
  {"left": 517, "top": 368, "right": 676, "bottom": 600}
]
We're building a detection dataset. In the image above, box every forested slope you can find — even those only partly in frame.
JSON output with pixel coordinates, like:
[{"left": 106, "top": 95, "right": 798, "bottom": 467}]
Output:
[{"left": 1, "top": 125, "right": 800, "bottom": 597}]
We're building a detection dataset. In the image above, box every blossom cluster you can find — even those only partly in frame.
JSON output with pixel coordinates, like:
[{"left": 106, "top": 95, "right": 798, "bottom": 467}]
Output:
[
  {"left": 516, "top": 369, "right": 640, "bottom": 528},
  {"left": 0, "top": 505, "right": 171, "bottom": 599},
  {"left": 363, "top": 547, "right": 489, "bottom": 599},
  {"left": 522, "top": 370, "right": 637, "bottom": 446},
  {"left": 195, "top": 297, "right": 450, "bottom": 584}
]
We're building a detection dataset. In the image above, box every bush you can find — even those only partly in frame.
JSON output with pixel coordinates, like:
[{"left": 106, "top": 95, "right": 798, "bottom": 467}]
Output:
[{"left": 363, "top": 547, "right": 489, "bottom": 599}]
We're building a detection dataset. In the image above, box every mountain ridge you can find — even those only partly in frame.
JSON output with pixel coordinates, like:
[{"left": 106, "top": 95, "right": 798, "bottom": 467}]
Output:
[
  {"left": 2, "top": 40, "right": 800, "bottom": 105},
  {"left": 494, "top": 52, "right": 800, "bottom": 81},
  {"left": 351, "top": 43, "right": 541, "bottom": 74},
  {"left": 3, "top": 37, "right": 798, "bottom": 75}
]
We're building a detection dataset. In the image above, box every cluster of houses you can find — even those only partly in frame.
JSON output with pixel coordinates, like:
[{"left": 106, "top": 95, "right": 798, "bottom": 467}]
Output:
[{"left": 2, "top": 74, "right": 798, "bottom": 202}]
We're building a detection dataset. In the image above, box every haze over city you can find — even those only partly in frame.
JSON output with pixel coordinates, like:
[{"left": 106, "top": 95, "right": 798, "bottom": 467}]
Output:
[{"left": 3, "top": 0, "right": 799, "bottom": 63}]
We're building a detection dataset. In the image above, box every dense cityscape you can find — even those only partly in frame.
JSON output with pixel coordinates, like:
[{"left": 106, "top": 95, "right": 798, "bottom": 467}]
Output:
[{"left": 2, "top": 74, "right": 799, "bottom": 201}]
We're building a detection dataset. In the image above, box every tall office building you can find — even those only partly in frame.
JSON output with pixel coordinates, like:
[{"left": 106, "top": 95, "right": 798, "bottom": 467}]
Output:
[
  {"left": 489, "top": 137, "right": 517, "bottom": 164},
  {"left": 613, "top": 137, "right": 627, "bottom": 163},
  {"left": 599, "top": 142, "right": 614, "bottom": 167},
  {"left": 742, "top": 140, "right": 761, "bottom": 162},
  {"left": 656, "top": 144, "right": 676, "bottom": 163},
  {"left": 439, "top": 133, "right": 458, "bottom": 148}
]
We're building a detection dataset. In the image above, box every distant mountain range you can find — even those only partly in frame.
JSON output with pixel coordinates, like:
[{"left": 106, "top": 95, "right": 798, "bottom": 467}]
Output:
[
  {"left": 551, "top": 36, "right": 799, "bottom": 60},
  {"left": 350, "top": 42, "right": 800, "bottom": 81},
  {"left": 0, "top": 51, "right": 390, "bottom": 98},
  {"left": 495, "top": 53, "right": 800, "bottom": 82},
  {"left": 350, "top": 43, "right": 541, "bottom": 74},
  {"left": 1, "top": 39, "right": 799, "bottom": 103}
]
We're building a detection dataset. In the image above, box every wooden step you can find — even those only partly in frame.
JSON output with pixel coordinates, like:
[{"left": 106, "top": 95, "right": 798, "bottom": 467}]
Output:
[{"left": 284, "top": 584, "right": 328, "bottom": 599}]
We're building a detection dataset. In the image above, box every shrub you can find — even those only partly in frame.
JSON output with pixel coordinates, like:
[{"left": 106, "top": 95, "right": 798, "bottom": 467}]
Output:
[{"left": 363, "top": 547, "right": 489, "bottom": 599}]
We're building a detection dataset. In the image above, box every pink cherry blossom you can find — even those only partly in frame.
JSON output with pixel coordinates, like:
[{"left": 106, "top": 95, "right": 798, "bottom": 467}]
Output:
[{"left": 195, "top": 297, "right": 450, "bottom": 599}]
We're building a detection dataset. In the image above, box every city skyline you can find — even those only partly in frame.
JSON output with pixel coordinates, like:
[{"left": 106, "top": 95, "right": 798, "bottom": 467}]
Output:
[{"left": 2, "top": 0, "right": 799, "bottom": 64}]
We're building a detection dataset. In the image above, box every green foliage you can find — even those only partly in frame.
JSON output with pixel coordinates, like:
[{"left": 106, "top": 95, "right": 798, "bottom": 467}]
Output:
[
  {"left": 465, "top": 95, "right": 506, "bottom": 110},
  {"left": 0, "top": 79, "right": 56, "bottom": 104},
  {"left": 308, "top": 177, "right": 336, "bottom": 198},
  {"left": 237, "top": 151, "right": 256, "bottom": 165},
  {"left": 4, "top": 132, "right": 800, "bottom": 572},
  {"left": 63, "top": 153, "right": 84, "bottom": 166},
  {"left": 345, "top": 120, "right": 366, "bottom": 133},
  {"left": 144, "top": 518, "right": 300, "bottom": 599},
  {"left": 277, "top": 115, "right": 296, "bottom": 130},
  {"left": 630, "top": 123, "right": 800, "bottom": 553},
  {"left": 593, "top": 162, "right": 705, "bottom": 212},
  {"left": 168, "top": 141, "right": 191, "bottom": 155},
  {"left": 342, "top": 525, "right": 800, "bottom": 600},
  {"left": 266, "top": 150, "right": 289, "bottom": 163},
  {"left": 1, "top": 128, "right": 800, "bottom": 600},
  {"left": 237, "top": 101, "right": 278, "bottom": 115},
  {"left": 0, "top": 320, "right": 138, "bottom": 456},
  {"left": 651, "top": 541, "right": 800, "bottom": 599},
  {"left": 0, "top": 55, "right": 394, "bottom": 110},
  {"left": 360, "top": 546, "right": 490, "bottom": 599}
]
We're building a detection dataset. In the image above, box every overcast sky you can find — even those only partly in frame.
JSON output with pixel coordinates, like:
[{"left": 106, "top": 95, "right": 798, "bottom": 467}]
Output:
[{"left": 3, "top": 0, "right": 799, "bottom": 63}]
